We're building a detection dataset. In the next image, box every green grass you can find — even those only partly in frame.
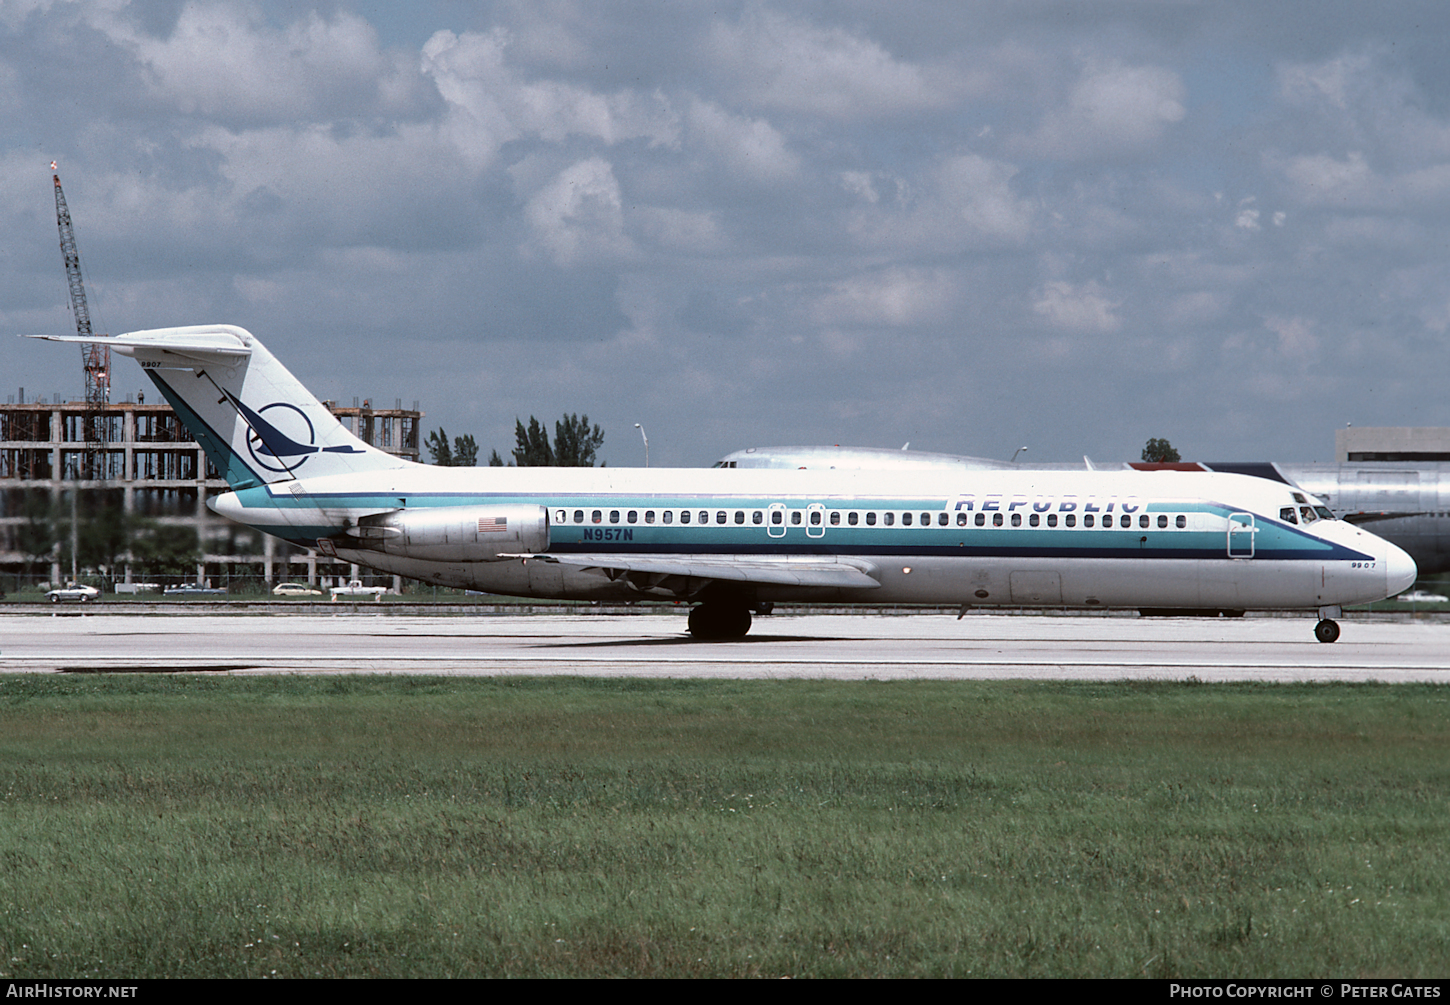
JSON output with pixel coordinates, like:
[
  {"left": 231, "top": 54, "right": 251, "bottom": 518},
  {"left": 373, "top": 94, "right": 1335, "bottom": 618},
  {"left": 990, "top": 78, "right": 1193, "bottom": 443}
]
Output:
[{"left": 0, "top": 675, "right": 1446, "bottom": 977}]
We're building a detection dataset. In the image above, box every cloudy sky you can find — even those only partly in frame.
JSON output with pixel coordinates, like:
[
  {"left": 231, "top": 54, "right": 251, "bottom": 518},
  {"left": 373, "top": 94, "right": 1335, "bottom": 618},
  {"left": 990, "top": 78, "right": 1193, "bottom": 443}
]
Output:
[{"left": 5, "top": 1, "right": 1450, "bottom": 466}]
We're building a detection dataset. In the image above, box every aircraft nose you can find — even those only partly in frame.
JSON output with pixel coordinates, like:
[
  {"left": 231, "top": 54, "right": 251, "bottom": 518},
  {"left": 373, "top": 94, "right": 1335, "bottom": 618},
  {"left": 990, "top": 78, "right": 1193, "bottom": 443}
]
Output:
[{"left": 1384, "top": 540, "right": 1417, "bottom": 598}]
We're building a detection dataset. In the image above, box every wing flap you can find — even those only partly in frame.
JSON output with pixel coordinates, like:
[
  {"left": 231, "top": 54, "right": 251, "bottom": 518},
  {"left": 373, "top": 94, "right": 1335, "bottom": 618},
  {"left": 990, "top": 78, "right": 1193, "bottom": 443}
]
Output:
[{"left": 529, "top": 553, "right": 881, "bottom": 589}]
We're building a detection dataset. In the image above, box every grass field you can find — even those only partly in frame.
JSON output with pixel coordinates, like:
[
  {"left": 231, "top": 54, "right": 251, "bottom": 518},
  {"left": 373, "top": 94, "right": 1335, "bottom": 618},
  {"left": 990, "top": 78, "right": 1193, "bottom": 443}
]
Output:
[{"left": 0, "top": 674, "right": 1446, "bottom": 978}]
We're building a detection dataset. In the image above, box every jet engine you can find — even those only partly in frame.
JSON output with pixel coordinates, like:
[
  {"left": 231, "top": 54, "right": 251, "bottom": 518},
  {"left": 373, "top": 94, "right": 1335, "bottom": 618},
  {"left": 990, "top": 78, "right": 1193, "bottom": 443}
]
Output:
[{"left": 349, "top": 505, "right": 549, "bottom": 562}]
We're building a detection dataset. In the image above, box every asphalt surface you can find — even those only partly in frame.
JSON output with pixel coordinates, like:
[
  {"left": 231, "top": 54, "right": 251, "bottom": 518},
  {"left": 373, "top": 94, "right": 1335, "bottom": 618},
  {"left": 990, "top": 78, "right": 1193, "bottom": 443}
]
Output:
[{"left": 2, "top": 610, "right": 1448, "bottom": 680}]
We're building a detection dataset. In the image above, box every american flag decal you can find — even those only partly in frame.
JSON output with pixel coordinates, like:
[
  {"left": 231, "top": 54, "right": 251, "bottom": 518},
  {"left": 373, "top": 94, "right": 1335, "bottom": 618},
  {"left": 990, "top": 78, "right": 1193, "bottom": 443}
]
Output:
[{"left": 478, "top": 517, "right": 508, "bottom": 533}]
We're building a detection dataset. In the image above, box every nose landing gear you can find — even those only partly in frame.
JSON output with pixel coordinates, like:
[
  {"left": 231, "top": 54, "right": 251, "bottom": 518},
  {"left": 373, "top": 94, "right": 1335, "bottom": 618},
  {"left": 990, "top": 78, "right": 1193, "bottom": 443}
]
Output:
[{"left": 1315, "top": 605, "right": 1342, "bottom": 644}]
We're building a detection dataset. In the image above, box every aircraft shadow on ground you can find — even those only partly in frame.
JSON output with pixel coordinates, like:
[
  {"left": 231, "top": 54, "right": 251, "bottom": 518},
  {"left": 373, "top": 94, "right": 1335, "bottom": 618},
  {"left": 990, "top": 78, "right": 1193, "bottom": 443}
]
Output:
[{"left": 532, "top": 634, "right": 851, "bottom": 649}]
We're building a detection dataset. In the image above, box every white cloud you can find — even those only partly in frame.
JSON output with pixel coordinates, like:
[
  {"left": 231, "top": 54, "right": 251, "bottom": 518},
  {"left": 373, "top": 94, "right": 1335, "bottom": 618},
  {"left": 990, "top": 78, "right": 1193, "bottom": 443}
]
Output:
[
  {"left": 686, "top": 99, "right": 798, "bottom": 183},
  {"left": 422, "top": 28, "right": 679, "bottom": 171},
  {"left": 523, "top": 157, "right": 633, "bottom": 266},
  {"left": 704, "top": 8, "right": 946, "bottom": 119},
  {"left": 123, "top": 4, "right": 396, "bottom": 121},
  {"left": 1016, "top": 61, "right": 1185, "bottom": 160},
  {"left": 847, "top": 154, "right": 1034, "bottom": 250},
  {"left": 1032, "top": 280, "right": 1121, "bottom": 333},
  {"left": 811, "top": 267, "right": 960, "bottom": 329}
]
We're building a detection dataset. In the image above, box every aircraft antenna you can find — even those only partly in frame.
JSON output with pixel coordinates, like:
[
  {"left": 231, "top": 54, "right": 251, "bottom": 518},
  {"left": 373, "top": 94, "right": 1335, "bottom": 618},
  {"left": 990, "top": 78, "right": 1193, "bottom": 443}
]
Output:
[{"left": 52, "top": 162, "right": 110, "bottom": 481}]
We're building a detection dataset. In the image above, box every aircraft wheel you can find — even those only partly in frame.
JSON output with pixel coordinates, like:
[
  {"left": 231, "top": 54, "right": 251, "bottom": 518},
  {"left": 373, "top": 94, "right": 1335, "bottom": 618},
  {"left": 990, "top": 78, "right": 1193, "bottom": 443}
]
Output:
[
  {"left": 1314, "top": 619, "right": 1341, "bottom": 644},
  {"left": 49, "top": 594, "right": 59, "bottom": 603},
  {"left": 687, "top": 604, "right": 753, "bottom": 640}
]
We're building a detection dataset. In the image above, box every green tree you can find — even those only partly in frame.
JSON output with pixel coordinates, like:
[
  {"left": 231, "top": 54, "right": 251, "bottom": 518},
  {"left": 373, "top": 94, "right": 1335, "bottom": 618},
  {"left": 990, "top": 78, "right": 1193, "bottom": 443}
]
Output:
[
  {"left": 553, "top": 413, "right": 605, "bottom": 467},
  {"left": 425, "top": 427, "right": 453, "bottom": 466},
  {"left": 129, "top": 521, "right": 201, "bottom": 580},
  {"left": 425, "top": 427, "right": 480, "bottom": 466},
  {"left": 1141, "top": 438, "right": 1181, "bottom": 463},
  {"left": 503, "top": 414, "right": 606, "bottom": 466},
  {"left": 453, "top": 434, "right": 479, "bottom": 468},
  {"left": 512, "top": 417, "right": 555, "bottom": 466}
]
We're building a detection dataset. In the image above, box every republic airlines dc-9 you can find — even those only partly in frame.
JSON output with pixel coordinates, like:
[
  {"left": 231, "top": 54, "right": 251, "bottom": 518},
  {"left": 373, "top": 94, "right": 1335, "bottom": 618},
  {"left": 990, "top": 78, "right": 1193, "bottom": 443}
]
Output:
[{"left": 36, "top": 325, "right": 1415, "bottom": 642}]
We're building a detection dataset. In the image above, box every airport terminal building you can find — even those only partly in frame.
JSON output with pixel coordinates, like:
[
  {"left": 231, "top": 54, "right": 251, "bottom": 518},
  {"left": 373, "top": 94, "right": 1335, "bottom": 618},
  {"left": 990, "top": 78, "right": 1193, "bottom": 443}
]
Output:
[{"left": 0, "top": 390, "right": 422, "bottom": 590}]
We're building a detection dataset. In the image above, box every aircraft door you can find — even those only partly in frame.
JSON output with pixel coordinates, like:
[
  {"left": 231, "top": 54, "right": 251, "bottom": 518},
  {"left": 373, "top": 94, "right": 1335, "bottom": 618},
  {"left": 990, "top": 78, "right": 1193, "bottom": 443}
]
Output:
[
  {"left": 806, "top": 503, "right": 826, "bottom": 538},
  {"left": 1227, "top": 513, "right": 1256, "bottom": 558},
  {"left": 767, "top": 503, "right": 787, "bottom": 538}
]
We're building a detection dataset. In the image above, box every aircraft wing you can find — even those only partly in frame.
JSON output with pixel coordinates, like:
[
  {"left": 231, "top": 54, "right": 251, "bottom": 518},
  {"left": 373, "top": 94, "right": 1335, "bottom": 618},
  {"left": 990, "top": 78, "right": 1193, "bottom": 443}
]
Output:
[{"left": 525, "top": 552, "right": 881, "bottom": 594}]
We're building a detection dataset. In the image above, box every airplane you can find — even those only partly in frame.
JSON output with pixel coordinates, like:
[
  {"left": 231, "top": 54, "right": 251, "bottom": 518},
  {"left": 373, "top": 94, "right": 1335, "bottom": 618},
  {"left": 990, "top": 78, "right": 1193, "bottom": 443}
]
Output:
[
  {"left": 714, "top": 447, "right": 1450, "bottom": 575},
  {"left": 34, "top": 325, "right": 1416, "bottom": 642}
]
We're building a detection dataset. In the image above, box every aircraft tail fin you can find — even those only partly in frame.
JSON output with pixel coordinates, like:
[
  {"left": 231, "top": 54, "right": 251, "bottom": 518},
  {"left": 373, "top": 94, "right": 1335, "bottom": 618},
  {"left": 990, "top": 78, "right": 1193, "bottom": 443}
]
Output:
[{"left": 34, "top": 325, "right": 408, "bottom": 489}]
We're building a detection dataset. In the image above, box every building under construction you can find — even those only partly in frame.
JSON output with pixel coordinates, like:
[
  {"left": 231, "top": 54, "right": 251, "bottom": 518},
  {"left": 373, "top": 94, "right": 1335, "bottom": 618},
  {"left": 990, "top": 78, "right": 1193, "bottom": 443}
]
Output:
[{"left": 0, "top": 389, "right": 422, "bottom": 590}]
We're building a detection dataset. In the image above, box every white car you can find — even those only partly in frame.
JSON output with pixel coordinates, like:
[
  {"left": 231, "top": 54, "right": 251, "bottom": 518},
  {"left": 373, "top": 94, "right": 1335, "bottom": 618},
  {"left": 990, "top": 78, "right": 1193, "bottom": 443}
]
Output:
[
  {"left": 330, "top": 580, "right": 388, "bottom": 601},
  {"left": 272, "top": 582, "right": 322, "bottom": 596},
  {"left": 45, "top": 583, "right": 100, "bottom": 604},
  {"left": 1397, "top": 590, "right": 1449, "bottom": 603}
]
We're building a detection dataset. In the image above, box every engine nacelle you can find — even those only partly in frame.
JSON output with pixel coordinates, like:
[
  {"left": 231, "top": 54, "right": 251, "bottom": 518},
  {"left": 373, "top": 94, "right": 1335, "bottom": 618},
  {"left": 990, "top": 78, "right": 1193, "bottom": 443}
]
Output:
[{"left": 352, "top": 505, "right": 549, "bottom": 562}]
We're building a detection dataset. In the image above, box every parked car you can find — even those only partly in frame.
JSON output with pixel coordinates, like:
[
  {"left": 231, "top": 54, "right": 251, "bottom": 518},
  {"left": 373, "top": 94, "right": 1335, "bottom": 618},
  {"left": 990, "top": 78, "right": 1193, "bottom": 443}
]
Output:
[
  {"left": 330, "top": 580, "right": 388, "bottom": 601},
  {"left": 272, "top": 582, "right": 322, "bottom": 596},
  {"left": 163, "top": 583, "right": 228, "bottom": 597},
  {"left": 45, "top": 583, "right": 100, "bottom": 604},
  {"left": 1397, "top": 589, "right": 1449, "bottom": 603}
]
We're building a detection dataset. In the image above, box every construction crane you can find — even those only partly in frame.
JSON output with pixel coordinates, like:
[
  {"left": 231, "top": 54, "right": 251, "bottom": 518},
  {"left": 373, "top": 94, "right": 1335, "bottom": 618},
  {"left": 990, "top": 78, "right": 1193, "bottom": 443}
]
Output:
[{"left": 52, "top": 162, "right": 109, "bottom": 481}]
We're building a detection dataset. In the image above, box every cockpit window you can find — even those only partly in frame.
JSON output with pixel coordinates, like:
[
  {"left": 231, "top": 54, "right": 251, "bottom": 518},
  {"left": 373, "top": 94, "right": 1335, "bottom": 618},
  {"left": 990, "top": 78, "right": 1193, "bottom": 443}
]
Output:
[
  {"left": 1280, "top": 507, "right": 1298, "bottom": 524},
  {"left": 1300, "top": 506, "right": 1318, "bottom": 524},
  {"left": 1314, "top": 506, "right": 1333, "bottom": 520}
]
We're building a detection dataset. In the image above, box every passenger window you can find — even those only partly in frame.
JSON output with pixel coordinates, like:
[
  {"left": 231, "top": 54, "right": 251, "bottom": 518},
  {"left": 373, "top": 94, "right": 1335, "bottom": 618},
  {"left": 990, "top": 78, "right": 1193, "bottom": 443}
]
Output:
[
  {"left": 735, "top": 511, "right": 745, "bottom": 524},
  {"left": 957, "top": 512, "right": 968, "bottom": 527},
  {"left": 610, "top": 510, "right": 620, "bottom": 524},
  {"left": 1157, "top": 515, "right": 1167, "bottom": 529},
  {"left": 1011, "top": 513, "right": 1022, "bottom": 527},
  {"left": 1047, "top": 513, "right": 1057, "bottom": 528},
  {"left": 1175, "top": 515, "right": 1186, "bottom": 528},
  {"left": 663, "top": 510, "right": 673, "bottom": 524},
  {"left": 810, "top": 510, "right": 821, "bottom": 525},
  {"left": 866, "top": 512, "right": 877, "bottom": 526},
  {"left": 699, "top": 511, "right": 708, "bottom": 524},
  {"left": 1065, "top": 514, "right": 1076, "bottom": 527},
  {"left": 555, "top": 510, "right": 566, "bottom": 523},
  {"left": 680, "top": 510, "right": 691, "bottom": 524},
  {"left": 771, "top": 510, "right": 782, "bottom": 525},
  {"left": 1084, "top": 514, "right": 1095, "bottom": 528},
  {"left": 1029, "top": 513, "right": 1039, "bottom": 527},
  {"left": 753, "top": 511, "right": 763, "bottom": 525},
  {"left": 574, "top": 510, "right": 584, "bottom": 523},
  {"left": 975, "top": 513, "right": 985, "bottom": 527},
  {"left": 627, "top": 510, "right": 637, "bottom": 524},
  {"left": 716, "top": 511, "right": 727, "bottom": 524},
  {"left": 884, "top": 512, "right": 895, "bottom": 526},
  {"left": 939, "top": 513, "right": 949, "bottom": 526},
  {"left": 791, "top": 511, "right": 802, "bottom": 525},
  {"left": 993, "top": 512, "right": 1004, "bottom": 527},
  {"left": 829, "top": 511, "right": 840, "bottom": 525},
  {"left": 645, "top": 511, "right": 655, "bottom": 524},
  {"left": 1139, "top": 514, "right": 1149, "bottom": 529},
  {"left": 902, "top": 513, "right": 912, "bottom": 526},
  {"left": 924, "top": 513, "right": 933, "bottom": 526},
  {"left": 592, "top": 510, "right": 602, "bottom": 524},
  {"left": 848, "top": 512, "right": 859, "bottom": 526}
]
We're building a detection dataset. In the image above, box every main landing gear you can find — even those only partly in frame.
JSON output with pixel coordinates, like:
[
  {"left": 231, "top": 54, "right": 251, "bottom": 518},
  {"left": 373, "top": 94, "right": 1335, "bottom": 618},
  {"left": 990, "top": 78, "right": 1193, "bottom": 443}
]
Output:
[
  {"left": 687, "top": 602, "right": 753, "bottom": 640},
  {"left": 1315, "top": 605, "right": 1342, "bottom": 644}
]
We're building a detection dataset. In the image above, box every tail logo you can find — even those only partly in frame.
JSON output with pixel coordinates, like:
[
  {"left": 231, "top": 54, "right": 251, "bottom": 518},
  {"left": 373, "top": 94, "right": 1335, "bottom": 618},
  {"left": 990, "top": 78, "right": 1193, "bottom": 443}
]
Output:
[{"left": 226, "top": 391, "right": 363, "bottom": 474}]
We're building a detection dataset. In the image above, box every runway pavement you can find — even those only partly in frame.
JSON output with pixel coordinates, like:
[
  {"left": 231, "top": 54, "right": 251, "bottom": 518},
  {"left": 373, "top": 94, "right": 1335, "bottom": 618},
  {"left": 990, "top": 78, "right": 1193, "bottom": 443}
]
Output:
[{"left": 2, "top": 609, "right": 1449, "bottom": 680}]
